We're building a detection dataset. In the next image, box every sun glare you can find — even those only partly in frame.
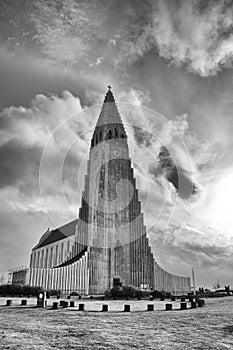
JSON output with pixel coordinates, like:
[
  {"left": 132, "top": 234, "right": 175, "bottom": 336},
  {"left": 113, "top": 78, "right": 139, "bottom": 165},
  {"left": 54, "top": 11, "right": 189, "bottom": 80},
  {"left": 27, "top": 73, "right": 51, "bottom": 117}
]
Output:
[{"left": 209, "top": 172, "right": 233, "bottom": 229}]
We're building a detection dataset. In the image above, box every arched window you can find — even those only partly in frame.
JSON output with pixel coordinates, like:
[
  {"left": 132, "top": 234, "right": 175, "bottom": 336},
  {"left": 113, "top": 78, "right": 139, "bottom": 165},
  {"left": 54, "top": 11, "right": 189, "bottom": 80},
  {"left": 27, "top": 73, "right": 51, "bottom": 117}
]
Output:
[
  {"left": 108, "top": 129, "right": 112, "bottom": 139},
  {"left": 91, "top": 139, "right": 94, "bottom": 148},
  {"left": 114, "top": 128, "right": 118, "bottom": 138},
  {"left": 95, "top": 133, "right": 98, "bottom": 145},
  {"left": 99, "top": 130, "right": 102, "bottom": 141}
]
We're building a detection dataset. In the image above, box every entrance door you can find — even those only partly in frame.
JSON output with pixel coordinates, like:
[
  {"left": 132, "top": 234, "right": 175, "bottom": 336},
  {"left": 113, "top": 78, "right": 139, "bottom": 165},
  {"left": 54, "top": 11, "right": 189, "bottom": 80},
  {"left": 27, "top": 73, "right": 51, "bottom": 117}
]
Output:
[{"left": 113, "top": 277, "right": 121, "bottom": 287}]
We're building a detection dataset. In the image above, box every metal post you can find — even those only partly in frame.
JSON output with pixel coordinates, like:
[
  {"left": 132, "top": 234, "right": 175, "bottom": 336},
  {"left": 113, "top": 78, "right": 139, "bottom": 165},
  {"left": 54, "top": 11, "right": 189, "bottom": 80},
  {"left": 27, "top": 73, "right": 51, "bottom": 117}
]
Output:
[{"left": 192, "top": 268, "right": 196, "bottom": 296}]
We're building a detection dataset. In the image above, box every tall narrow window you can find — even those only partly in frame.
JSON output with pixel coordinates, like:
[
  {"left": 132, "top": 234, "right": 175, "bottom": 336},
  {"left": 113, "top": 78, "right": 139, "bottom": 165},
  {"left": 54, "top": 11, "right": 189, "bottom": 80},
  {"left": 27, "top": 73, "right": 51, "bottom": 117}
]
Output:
[
  {"left": 41, "top": 250, "right": 44, "bottom": 268},
  {"left": 61, "top": 243, "right": 63, "bottom": 262},
  {"left": 45, "top": 248, "right": 48, "bottom": 267},
  {"left": 99, "top": 130, "right": 102, "bottom": 141},
  {"left": 114, "top": 128, "right": 118, "bottom": 138}
]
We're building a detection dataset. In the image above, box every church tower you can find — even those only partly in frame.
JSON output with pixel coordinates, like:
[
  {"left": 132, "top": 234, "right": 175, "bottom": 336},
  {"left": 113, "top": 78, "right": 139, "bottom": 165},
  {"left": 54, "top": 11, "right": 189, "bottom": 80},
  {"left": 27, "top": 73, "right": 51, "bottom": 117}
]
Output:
[
  {"left": 75, "top": 87, "right": 154, "bottom": 294},
  {"left": 29, "top": 88, "right": 191, "bottom": 296}
]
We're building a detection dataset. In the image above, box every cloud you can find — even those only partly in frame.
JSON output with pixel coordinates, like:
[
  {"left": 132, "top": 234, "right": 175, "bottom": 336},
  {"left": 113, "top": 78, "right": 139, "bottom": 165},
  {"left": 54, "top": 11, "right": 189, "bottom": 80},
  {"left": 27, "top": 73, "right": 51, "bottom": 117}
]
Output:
[
  {"left": 2, "top": 0, "right": 232, "bottom": 78},
  {"left": 150, "top": 0, "right": 233, "bottom": 76},
  {"left": 157, "top": 145, "right": 199, "bottom": 200}
]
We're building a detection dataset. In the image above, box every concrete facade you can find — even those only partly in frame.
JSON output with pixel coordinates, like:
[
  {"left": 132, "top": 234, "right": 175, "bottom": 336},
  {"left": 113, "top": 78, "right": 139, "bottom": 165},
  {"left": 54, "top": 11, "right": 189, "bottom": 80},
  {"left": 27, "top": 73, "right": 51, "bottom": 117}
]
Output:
[{"left": 29, "top": 89, "right": 191, "bottom": 295}]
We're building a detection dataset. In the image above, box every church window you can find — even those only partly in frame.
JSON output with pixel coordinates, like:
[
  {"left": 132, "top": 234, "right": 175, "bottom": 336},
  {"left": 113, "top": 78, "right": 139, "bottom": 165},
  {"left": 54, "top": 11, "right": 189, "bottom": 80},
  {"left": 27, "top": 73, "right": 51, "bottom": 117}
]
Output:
[
  {"left": 41, "top": 250, "right": 44, "bottom": 268},
  {"left": 37, "top": 251, "right": 40, "bottom": 268},
  {"left": 55, "top": 245, "right": 58, "bottom": 265},
  {"left": 50, "top": 247, "right": 53, "bottom": 267},
  {"left": 114, "top": 128, "right": 118, "bottom": 138},
  {"left": 45, "top": 248, "right": 48, "bottom": 267},
  {"left": 108, "top": 129, "right": 112, "bottom": 139},
  {"left": 99, "top": 130, "right": 102, "bottom": 141},
  {"left": 61, "top": 243, "right": 63, "bottom": 262}
]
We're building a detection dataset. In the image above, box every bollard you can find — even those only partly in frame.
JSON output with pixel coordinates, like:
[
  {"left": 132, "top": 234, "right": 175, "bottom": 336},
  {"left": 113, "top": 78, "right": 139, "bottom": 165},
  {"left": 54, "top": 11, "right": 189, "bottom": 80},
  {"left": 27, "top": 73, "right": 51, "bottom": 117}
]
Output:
[
  {"left": 165, "top": 303, "right": 172, "bottom": 311},
  {"left": 101, "top": 296, "right": 104, "bottom": 301},
  {"left": 150, "top": 296, "right": 154, "bottom": 301},
  {"left": 21, "top": 300, "right": 27, "bottom": 306},
  {"left": 171, "top": 296, "right": 176, "bottom": 301},
  {"left": 102, "top": 304, "right": 108, "bottom": 312},
  {"left": 6, "top": 300, "right": 12, "bottom": 306},
  {"left": 124, "top": 304, "right": 131, "bottom": 312},
  {"left": 37, "top": 291, "right": 47, "bottom": 308},
  {"left": 52, "top": 302, "right": 58, "bottom": 309},
  {"left": 57, "top": 295, "right": 60, "bottom": 299},
  {"left": 191, "top": 301, "right": 197, "bottom": 309},
  {"left": 70, "top": 301, "right": 75, "bottom": 307},
  {"left": 79, "top": 295, "right": 82, "bottom": 300},
  {"left": 181, "top": 297, "right": 186, "bottom": 302},
  {"left": 79, "top": 303, "right": 85, "bottom": 311},
  {"left": 180, "top": 302, "right": 187, "bottom": 310},
  {"left": 59, "top": 300, "right": 64, "bottom": 307},
  {"left": 197, "top": 300, "right": 204, "bottom": 307},
  {"left": 147, "top": 304, "right": 154, "bottom": 311},
  {"left": 62, "top": 301, "right": 68, "bottom": 308}
]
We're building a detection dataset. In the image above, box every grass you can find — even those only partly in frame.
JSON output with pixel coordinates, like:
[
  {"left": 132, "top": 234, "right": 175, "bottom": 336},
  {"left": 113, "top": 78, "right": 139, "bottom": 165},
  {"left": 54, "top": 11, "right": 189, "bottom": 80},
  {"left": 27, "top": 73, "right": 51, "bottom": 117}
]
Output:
[{"left": 1, "top": 297, "right": 233, "bottom": 349}]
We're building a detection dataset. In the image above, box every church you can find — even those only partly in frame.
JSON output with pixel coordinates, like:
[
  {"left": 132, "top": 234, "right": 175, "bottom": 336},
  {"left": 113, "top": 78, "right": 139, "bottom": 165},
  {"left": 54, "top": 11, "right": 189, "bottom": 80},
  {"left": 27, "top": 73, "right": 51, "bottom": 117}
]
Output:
[{"left": 29, "top": 88, "right": 191, "bottom": 295}]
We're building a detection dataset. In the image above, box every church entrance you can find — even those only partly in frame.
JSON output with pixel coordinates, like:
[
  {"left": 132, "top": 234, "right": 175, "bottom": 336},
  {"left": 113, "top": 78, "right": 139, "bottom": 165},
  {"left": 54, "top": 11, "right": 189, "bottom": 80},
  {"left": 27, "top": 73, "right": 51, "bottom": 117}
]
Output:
[{"left": 113, "top": 276, "right": 121, "bottom": 287}]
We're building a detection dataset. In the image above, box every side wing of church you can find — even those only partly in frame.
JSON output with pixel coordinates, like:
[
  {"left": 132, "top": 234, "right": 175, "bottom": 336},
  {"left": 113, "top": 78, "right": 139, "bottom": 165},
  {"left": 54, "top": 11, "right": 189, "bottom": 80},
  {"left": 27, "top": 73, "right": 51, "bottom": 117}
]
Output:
[{"left": 29, "top": 89, "right": 191, "bottom": 295}]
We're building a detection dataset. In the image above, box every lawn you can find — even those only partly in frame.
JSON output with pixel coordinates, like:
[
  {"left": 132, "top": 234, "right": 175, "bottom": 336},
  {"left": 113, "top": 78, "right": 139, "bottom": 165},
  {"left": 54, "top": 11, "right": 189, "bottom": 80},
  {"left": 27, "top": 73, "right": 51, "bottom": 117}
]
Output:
[{"left": 0, "top": 297, "right": 233, "bottom": 349}]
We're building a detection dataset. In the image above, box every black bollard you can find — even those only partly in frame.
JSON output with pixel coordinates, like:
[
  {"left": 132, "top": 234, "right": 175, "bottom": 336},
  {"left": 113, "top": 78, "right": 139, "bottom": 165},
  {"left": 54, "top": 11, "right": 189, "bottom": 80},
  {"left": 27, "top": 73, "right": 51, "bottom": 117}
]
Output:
[
  {"left": 62, "top": 301, "right": 68, "bottom": 308},
  {"left": 70, "top": 301, "right": 75, "bottom": 307},
  {"left": 150, "top": 296, "right": 154, "bottom": 301},
  {"left": 59, "top": 300, "right": 64, "bottom": 307},
  {"left": 21, "top": 300, "right": 27, "bottom": 306},
  {"left": 147, "top": 304, "right": 154, "bottom": 311},
  {"left": 57, "top": 295, "right": 60, "bottom": 299},
  {"left": 197, "top": 300, "right": 204, "bottom": 307},
  {"left": 124, "top": 304, "right": 131, "bottom": 312},
  {"left": 191, "top": 301, "right": 197, "bottom": 309},
  {"left": 52, "top": 302, "right": 58, "bottom": 309},
  {"left": 102, "top": 304, "right": 108, "bottom": 312},
  {"left": 180, "top": 302, "right": 187, "bottom": 310},
  {"left": 6, "top": 300, "right": 12, "bottom": 306},
  {"left": 165, "top": 303, "right": 172, "bottom": 311},
  {"left": 79, "top": 303, "right": 85, "bottom": 311}
]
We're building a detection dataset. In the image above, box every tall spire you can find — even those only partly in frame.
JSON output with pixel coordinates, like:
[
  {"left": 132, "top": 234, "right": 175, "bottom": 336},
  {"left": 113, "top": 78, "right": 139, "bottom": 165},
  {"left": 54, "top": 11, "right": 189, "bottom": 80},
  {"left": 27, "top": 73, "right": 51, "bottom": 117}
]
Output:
[
  {"left": 104, "top": 86, "right": 115, "bottom": 103},
  {"left": 95, "top": 87, "right": 124, "bottom": 127},
  {"left": 90, "top": 86, "right": 127, "bottom": 148}
]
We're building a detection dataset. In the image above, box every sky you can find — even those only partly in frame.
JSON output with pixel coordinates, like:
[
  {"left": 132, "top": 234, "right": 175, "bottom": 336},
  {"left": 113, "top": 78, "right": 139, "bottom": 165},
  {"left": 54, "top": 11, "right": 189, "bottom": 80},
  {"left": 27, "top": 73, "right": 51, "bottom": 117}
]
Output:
[{"left": 0, "top": 0, "right": 233, "bottom": 289}]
